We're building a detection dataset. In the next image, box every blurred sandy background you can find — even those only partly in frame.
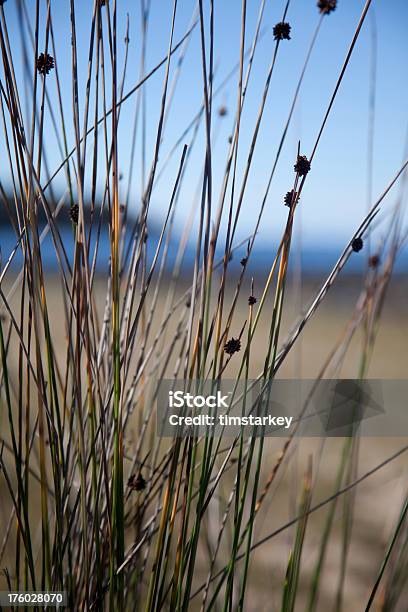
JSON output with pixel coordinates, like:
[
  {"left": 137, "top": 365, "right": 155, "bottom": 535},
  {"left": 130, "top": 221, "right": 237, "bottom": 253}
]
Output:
[{"left": 1, "top": 273, "right": 407, "bottom": 610}]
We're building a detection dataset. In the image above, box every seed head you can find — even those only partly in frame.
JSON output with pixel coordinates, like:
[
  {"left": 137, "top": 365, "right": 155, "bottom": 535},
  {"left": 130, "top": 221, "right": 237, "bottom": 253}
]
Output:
[
  {"left": 317, "top": 0, "right": 337, "bottom": 15},
  {"left": 69, "top": 204, "right": 79, "bottom": 225},
  {"left": 240, "top": 257, "right": 247, "bottom": 267},
  {"left": 224, "top": 337, "right": 241, "bottom": 356},
  {"left": 369, "top": 254, "right": 380, "bottom": 268},
  {"left": 128, "top": 473, "right": 146, "bottom": 492},
  {"left": 36, "top": 53, "right": 55, "bottom": 75},
  {"left": 351, "top": 237, "right": 363, "bottom": 253},
  {"left": 294, "top": 155, "right": 311, "bottom": 177},
  {"left": 284, "top": 190, "right": 298, "bottom": 207},
  {"left": 273, "top": 22, "right": 291, "bottom": 41},
  {"left": 248, "top": 295, "right": 257, "bottom": 306},
  {"left": 218, "top": 106, "right": 228, "bottom": 117}
]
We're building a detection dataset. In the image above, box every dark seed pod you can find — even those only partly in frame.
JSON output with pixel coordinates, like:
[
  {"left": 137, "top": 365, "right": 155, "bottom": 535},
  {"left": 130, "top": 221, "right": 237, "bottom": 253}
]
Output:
[
  {"left": 273, "top": 22, "right": 291, "bottom": 41},
  {"left": 128, "top": 473, "right": 146, "bottom": 492},
  {"left": 351, "top": 237, "right": 364, "bottom": 253},
  {"left": 294, "top": 155, "right": 311, "bottom": 177},
  {"left": 284, "top": 190, "right": 298, "bottom": 207},
  {"left": 36, "top": 53, "right": 55, "bottom": 75},
  {"left": 248, "top": 295, "right": 257, "bottom": 306},
  {"left": 240, "top": 257, "right": 247, "bottom": 267},
  {"left": 69, "top": 204, "right": 79, "bottom": 225},
  {"left": 224, "top": 337, "right": 241, "bottom": 356},
  {"left": 317, "top": 0, "right": 337, "bottom": 15},
  {"left": 369, "top": 254, "right": 380, "bottom": 268}
]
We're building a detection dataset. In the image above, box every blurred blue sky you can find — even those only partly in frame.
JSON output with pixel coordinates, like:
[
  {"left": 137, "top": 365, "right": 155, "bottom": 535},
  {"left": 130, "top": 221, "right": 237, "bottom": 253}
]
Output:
[{"left": 1, "top": 0, "right": 408, "bottom": 250}]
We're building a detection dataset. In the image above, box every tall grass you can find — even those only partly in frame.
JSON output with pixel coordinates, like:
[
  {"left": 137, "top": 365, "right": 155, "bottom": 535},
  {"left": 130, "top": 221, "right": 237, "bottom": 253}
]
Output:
[{"left": 0, "top": 0, "right": 408, "bottom": 610}]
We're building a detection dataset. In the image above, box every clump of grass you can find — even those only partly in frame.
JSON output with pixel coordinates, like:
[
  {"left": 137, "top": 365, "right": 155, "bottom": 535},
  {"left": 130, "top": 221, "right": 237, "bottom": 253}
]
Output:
[{"left": 0, "top": 0, "right": 408, "bottom": 610}]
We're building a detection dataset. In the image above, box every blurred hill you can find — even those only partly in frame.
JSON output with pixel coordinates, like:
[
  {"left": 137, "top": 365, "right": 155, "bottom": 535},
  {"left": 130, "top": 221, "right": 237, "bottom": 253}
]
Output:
[{"left": 1, "top": 189, "right": 407, "bottom": 274}]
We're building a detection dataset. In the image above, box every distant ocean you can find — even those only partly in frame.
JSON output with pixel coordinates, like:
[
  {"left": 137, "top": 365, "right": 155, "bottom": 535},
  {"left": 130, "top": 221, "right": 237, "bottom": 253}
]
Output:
[{"left": 1, "top": 226, "right": 407, "bottom": 275}]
